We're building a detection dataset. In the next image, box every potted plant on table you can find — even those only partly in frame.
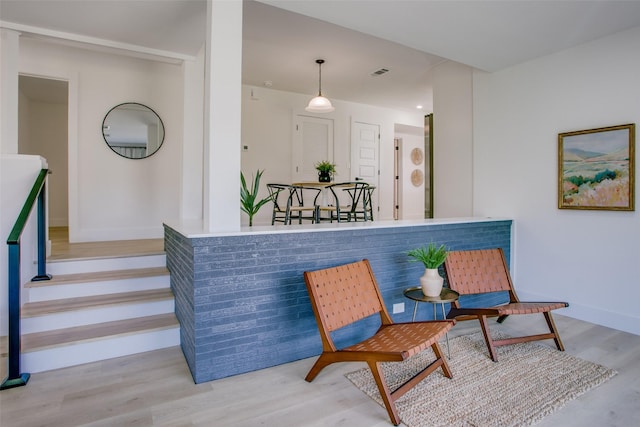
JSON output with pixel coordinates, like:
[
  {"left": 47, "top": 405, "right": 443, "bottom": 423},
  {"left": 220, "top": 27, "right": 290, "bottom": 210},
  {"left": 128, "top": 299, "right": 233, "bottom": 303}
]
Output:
[
  {"left": 315, "top": 160, "right": 336, "bottom": 182},
  {"left": 407, "top": 243, "right": 448, "bottom": 297}
]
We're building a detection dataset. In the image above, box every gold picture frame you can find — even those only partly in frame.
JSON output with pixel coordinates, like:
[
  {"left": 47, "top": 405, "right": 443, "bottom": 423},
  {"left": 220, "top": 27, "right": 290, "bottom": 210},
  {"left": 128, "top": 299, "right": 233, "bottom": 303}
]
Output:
[{"left": 558, "top": 123, "right": 635, "bottom": 211}]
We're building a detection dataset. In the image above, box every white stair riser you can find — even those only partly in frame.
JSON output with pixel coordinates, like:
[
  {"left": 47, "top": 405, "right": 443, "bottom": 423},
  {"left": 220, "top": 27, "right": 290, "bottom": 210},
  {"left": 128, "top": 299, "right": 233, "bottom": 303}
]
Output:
[
  {"left": 22, "top": 300, "right": 175, "bottom": 334},
  {"left": 47, "top": 254, "right": 166, "bottom": 275},
  {"left": 27, "top": 275, "right": 170, "bottom": 302},
  {"left": 22, "top": 328, "right": 180, "bottom": 373}
]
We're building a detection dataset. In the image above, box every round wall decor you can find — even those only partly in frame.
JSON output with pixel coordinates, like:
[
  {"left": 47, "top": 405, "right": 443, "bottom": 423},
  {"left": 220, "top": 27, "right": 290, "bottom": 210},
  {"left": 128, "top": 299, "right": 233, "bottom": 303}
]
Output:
[
  {"left": 410, "top": 147, "right": 424, "bottom": 165},
  {"left": 411, "top": 169, "right": 424, "bottom": 187}
]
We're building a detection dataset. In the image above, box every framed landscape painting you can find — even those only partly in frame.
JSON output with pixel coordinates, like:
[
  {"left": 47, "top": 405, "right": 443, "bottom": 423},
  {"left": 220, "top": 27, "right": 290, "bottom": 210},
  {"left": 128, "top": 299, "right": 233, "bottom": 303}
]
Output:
[{"left": 558, "top": 123, "right": 635, "bottom": 211}]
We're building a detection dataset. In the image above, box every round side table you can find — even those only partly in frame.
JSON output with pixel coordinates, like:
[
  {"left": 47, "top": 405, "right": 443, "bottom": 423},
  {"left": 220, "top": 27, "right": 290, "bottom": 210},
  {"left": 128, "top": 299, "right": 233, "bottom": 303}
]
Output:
[{"left": 403, "top": 287, "right": 460, "bottom": 357}]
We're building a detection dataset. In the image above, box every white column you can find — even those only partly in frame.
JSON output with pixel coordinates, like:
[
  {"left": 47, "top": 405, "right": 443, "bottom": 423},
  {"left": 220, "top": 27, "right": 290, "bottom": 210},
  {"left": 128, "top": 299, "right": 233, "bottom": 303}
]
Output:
[
  {"left": 203, "top": 0, "right": 242, "bottom": 231},
  {"left": 0, "top": 29, "right": 20, "bottom": 154},
  {"left": 181, "top": 48, "right": 205, "bottom": 220},
  {"left": 432, "top": 61, "right": 474, "bottom": 218}
]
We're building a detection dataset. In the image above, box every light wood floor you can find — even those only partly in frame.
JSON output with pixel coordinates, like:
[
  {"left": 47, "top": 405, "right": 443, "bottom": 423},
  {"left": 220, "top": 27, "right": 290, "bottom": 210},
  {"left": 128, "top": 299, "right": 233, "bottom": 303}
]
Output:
[
  {"left": 1, "top": 314, "right": 638, "bottom": 427},
  {"left": 48, "top": 227, "right": 164, "bottom": 261}
]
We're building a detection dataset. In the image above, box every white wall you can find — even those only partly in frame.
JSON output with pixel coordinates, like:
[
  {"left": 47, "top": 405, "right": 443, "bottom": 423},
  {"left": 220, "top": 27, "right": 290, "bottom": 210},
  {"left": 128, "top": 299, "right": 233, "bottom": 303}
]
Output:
[
  {"left": 432, "top": 61, "right": 474, "bottom": 218},
  {"left": 18, "top": 39, "right": 183, "bottom": 241},
  {"left": 472, "top": 26, "right": 640, "bottom": 335},
  {"left": 180, "top": 48, "right": 204, "bottom": 221},
  {"left": 240, "top": 85, "right": 424, "bottom": 226},
  {"left": 0, "top": 155, "right": 46, "bottom": 335},
  {"left": 1, "top": 29, "right": 20, "bottom": 154},
  {"left": 396, "top": 129, "right": 425, "bottom": 219}
]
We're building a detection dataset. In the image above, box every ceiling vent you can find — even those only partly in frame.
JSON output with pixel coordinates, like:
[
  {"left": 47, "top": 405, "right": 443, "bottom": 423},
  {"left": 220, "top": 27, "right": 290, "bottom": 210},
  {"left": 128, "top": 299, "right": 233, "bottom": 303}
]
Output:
[{"left": 370, "top": 68, "right": 389, "bottom": 77}]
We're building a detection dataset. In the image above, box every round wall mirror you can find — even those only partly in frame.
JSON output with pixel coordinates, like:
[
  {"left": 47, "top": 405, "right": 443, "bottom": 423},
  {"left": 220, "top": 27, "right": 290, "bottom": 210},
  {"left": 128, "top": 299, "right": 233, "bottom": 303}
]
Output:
[{"left": 102, "top": 102, "right": 165, "bottom": 159}]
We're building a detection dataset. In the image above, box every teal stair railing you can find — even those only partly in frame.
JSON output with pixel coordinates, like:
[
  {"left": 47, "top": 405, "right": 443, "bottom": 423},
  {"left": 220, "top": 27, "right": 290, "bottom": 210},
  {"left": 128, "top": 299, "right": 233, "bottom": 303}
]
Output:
[{"left": 1, "top": 168, "right": 51, "bottom": 390}]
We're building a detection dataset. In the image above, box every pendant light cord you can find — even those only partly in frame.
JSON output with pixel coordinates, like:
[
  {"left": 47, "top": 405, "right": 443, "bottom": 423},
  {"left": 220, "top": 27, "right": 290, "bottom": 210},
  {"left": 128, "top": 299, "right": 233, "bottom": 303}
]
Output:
[{"left": 316, "top": 59, "right": 324, "bottom": 96}]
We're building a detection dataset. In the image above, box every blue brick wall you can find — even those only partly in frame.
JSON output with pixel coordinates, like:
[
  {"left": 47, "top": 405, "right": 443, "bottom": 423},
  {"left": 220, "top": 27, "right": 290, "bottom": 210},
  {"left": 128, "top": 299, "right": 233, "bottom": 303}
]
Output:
[
  {"left": 164, "top": 219, "right": 512, "bottom": 383},
  {"left": 164, "top": 228, "right": 196, "bottom": 376}
]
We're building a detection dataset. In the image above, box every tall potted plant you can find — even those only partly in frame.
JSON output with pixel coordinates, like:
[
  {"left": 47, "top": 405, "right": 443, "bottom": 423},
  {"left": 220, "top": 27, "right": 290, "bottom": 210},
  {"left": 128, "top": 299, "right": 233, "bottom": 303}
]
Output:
[
  {"left": 407, "top": 243, "right": 448, "bottom": 297},
  {"left": 240, "top": 169, "right": 272, "bottom": 226}
]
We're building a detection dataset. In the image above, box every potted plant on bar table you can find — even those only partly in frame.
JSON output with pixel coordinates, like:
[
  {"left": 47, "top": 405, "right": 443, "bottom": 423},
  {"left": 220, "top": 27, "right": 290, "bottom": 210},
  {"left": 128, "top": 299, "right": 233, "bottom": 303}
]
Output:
[{"left": 407, "top": 243, "right": 448, "bottom": 297}]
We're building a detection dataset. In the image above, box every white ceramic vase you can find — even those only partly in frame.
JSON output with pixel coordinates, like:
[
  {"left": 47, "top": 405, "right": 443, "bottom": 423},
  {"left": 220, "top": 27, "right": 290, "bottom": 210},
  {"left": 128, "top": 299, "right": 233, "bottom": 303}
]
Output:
[{"left": 420, "top": 268, "right": 444, "bottom": 297}]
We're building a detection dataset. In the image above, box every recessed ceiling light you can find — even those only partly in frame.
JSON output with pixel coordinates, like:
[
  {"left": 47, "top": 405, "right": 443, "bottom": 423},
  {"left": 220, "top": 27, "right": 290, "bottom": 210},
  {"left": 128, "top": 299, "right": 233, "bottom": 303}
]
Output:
[{"left": 416, "top": 105, "right": 423, "bottom": 110}]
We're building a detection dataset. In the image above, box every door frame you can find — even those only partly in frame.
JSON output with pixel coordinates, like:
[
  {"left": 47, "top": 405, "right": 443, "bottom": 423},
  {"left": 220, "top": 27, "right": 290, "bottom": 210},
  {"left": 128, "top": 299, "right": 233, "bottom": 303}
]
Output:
[
  {"left": 18, "top": 68, "right": 79, "bottom": 242},
  {"left": 350, "top": 120, "right": 380, "bottom": 217},
  {"left": 425, "top": 114, "right": 433, "bottom": 219}
]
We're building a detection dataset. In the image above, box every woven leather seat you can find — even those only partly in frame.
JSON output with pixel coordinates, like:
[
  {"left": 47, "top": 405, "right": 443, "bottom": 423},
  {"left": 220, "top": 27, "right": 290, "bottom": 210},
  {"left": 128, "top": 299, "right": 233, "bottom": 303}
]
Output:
[
  {"left": 304, "top": 259, "right": 455, "bottom": 426},
  {"left": 445, "top": 248, "right": 569, "bottom": 362}
]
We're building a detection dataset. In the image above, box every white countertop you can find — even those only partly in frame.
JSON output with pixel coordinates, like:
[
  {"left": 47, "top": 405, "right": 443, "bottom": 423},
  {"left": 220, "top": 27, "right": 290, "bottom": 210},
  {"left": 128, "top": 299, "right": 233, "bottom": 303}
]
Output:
[{"left": 163, "top": 217, "right": 511, "bottom": 239}]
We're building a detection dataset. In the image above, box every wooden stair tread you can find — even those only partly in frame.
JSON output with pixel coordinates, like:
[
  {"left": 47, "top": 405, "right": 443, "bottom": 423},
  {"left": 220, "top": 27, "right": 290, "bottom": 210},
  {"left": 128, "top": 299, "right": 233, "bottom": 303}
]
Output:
[
  {"left": 20, "top": 313, "right": 179, "bottom": 352},
  {"left": 2, "top": 233, "right": 179, "bottom": 370},
  {"left": 47, "top": 250, "right": 165, "bottom": 262},
  {"left": 22, "top": 288, "right": 174, "bottom": 317},
  {"left": 47, "top": 232, "right": 164, "bottom": 261},
  {"left": 25, "top": 266, "right": 169, "bottom": 288}
]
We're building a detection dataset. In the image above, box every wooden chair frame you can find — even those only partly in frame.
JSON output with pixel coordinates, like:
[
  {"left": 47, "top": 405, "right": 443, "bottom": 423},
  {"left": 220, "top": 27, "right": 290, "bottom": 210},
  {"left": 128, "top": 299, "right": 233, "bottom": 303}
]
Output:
[
  {"left": 318, "top": 182, "right": 353, "bottom": 222},
  {"left": 362, "top": 185, "right": 376, "bottom": 221},
  {"left": 444, "top": 248, "right": 569, "bottom": 362},
  {"left": 289, "top": 185, "right": 321, "bottom": 224},
  {"left": 267, "top": 184, "right": 321, "bottom": 225},
  {"left": 319, "top": 182, "right": 371, "bottom": 222},
  {"left": 304, "top": 259, "right": 455, "bottom": 425},
  {"left": 266, "top": 183, "right": 290, "bottom": 225},
  {"left": 345, "top": 182, "right": 374, "bottom": 221}
]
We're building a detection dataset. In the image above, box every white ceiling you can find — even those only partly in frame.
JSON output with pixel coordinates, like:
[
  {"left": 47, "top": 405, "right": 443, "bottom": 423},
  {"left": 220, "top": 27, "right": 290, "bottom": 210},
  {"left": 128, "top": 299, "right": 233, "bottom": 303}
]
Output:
[
  {"left": 242, "top": 1, "right": 446, "bottom": 112},
  {"left": 261, "top": 0, "right": 640, "bottom": 72},
  {"left": 4, "top": 0, "right": 640, "bottom": 112}
]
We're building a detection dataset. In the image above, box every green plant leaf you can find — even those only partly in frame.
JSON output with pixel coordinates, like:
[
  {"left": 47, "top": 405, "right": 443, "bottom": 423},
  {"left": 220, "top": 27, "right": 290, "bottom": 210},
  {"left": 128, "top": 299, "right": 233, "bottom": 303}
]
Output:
[
  {"left": 407, "top": 243, "right": 448, "bottom": 269},
  {"left": 240, "top": 169, "right": 274, "bottom": 226},
  {"left": 314, "top": 160, "right": 336, "bottom": 173}
]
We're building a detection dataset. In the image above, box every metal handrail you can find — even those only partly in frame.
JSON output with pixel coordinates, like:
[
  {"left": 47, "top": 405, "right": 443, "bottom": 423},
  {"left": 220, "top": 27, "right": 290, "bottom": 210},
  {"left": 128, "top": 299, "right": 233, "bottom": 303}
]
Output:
[{"left": 1, "top": 168, "right": 51, "bottom": 390}]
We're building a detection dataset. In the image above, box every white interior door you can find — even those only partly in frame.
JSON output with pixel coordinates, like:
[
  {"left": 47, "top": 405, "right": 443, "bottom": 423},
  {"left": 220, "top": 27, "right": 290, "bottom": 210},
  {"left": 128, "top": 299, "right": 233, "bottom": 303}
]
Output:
[
  {"left": 292, "top": 115, "right": 334, "bottom": 182},
  {"left": 351, "top": 121, "right": 379, "bottom": 213}
]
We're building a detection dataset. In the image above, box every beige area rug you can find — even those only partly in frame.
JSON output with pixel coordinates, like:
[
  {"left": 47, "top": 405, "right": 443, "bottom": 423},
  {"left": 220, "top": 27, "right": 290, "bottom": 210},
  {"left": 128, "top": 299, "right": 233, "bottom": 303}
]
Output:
[{"left": 345, "top": 332, "right": 616, "bottom": 427}]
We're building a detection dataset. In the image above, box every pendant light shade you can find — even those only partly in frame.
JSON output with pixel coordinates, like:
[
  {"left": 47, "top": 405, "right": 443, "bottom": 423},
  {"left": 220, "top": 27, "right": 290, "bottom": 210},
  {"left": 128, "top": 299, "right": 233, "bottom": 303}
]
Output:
[
  {"left": 306, "top": 95, "right": 334, "bottom": 112},
  {"left": 306, "top": 59, "right": 334, "bottom": 113}
]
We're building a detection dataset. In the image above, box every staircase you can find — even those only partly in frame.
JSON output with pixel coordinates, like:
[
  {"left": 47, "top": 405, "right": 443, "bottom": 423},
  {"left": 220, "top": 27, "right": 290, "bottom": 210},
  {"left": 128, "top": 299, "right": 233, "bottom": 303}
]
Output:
[{"left": 18, "top": 251, "right": 180, "bottom": 373}]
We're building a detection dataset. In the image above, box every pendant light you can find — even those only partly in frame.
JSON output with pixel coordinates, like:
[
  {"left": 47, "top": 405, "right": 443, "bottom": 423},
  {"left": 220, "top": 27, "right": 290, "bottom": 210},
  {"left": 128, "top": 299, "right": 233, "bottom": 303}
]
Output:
[{"left": 306, "top": 59, "right": 335, "bottom": 113}]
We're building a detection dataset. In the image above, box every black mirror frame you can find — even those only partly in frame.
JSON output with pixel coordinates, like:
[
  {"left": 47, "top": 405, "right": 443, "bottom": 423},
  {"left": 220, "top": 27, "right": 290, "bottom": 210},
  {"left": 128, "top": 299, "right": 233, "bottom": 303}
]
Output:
[{"left": 101, "top": 102, "right": 165, "bottom": 160}]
